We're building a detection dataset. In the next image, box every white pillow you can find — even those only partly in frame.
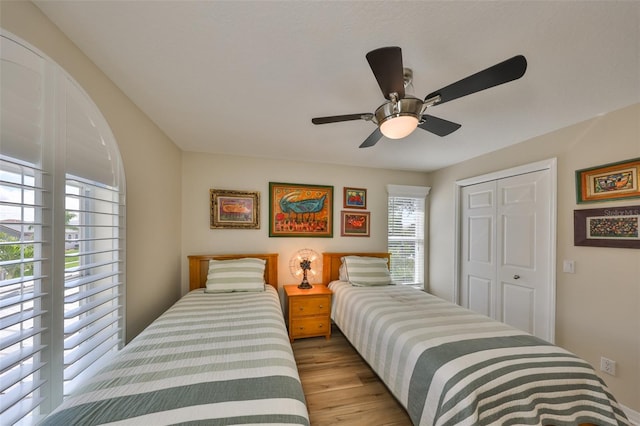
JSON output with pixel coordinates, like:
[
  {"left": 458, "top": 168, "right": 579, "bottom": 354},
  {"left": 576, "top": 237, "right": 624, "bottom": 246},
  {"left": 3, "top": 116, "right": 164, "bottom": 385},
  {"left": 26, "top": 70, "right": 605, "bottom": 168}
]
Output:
[
  {"left": 341, "top": 256, "right": 391, "bottom": 286},
  {"left": 205, "top": 258, "right": 266, "bottom": 293},
  {"left": 339, "top": 263, "right": 348, "bottom": 281}
]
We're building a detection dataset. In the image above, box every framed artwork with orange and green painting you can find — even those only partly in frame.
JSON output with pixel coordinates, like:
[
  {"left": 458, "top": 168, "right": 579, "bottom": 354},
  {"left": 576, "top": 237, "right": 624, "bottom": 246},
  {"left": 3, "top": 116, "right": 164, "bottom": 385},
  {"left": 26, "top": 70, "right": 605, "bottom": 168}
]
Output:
[{"left": 269, "top": 182, "right": 333, "bottom": 237}]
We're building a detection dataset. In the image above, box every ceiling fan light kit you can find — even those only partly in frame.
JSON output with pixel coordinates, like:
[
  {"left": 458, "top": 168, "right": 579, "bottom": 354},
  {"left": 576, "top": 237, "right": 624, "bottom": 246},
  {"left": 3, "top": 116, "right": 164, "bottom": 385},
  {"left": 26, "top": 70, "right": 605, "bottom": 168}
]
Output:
[
  {"left": 375, "top": 96, "right": 421, "bottom": 139},
  {"left": 311, "top": 46, "right": 527, "bottom": 148}
]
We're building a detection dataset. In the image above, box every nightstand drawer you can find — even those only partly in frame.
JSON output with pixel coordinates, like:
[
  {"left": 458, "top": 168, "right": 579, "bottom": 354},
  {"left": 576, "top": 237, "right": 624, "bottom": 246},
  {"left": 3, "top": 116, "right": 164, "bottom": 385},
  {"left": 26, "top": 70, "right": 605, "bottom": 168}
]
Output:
[
  {"left": 290, "top": 317, "right": 330, "bottom": 338},
  {"left": 290, "top": 296, "right": 330, "bottom": 317}
]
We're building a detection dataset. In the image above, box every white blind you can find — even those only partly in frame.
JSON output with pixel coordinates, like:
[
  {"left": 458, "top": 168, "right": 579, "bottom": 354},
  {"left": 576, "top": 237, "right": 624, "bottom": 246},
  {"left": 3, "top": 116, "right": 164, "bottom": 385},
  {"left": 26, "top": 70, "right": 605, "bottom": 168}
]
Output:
[
  {"left": 0, "top": 37, "right": 43, "bottom": 166},
  {"left": 0, "top": 161, "right": 47, "bottom": 426},
  {"left": 63, "top": 179, "right": 123, "bottom": 394},
  {"left": 61, "top": 81, "right": 124, "bottom": 394},
  {"left": 387, "top": 185, "right": 429, "bottom": 286},
  {"left": 1, "top": 33, "right": 126, "bottom": 424},
  {"left": 0, "top": 36, "right": 48, "bottom": 426}
]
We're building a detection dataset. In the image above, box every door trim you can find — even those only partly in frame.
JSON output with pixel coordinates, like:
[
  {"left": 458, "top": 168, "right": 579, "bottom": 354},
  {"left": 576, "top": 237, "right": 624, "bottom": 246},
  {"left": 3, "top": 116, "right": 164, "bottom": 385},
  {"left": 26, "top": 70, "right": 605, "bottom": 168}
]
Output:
[{"left": 453, "top": 158, "right": 558, "bottom": 342}]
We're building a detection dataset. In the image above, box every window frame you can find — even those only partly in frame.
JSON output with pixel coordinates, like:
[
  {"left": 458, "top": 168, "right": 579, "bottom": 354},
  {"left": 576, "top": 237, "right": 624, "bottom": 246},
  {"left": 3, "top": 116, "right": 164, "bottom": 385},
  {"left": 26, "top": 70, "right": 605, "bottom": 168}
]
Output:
[{"left": 386, "top": 184, "right": 430, "bottom": 288}]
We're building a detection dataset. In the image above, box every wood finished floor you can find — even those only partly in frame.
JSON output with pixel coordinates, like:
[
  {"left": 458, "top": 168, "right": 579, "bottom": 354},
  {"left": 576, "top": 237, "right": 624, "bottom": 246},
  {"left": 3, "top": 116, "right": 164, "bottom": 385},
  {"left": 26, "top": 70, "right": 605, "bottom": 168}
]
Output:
[{"left": 291, "top": 324, "right": 413, "bottom": 426}]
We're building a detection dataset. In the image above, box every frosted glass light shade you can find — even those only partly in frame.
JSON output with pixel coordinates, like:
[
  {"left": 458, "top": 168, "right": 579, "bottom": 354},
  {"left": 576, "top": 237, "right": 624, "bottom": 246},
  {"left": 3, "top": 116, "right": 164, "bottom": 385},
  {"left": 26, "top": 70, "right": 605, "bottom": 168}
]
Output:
[{"left": 379, "top": 115, "right": 419, "bottom": 139}]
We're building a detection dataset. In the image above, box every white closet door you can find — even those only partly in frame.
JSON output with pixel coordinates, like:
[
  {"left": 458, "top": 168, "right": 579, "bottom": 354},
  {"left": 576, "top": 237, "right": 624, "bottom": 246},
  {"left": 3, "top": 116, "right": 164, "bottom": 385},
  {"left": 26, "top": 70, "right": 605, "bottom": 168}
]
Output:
[
  {"left": 497, "top": 170, "right": 551, "bottom": 338},
  {"left": 460, "top": 181, "right": 497, "bottom": 318},
  {"left": 460, "top": 169, "right": 553, "bottom": 342}
]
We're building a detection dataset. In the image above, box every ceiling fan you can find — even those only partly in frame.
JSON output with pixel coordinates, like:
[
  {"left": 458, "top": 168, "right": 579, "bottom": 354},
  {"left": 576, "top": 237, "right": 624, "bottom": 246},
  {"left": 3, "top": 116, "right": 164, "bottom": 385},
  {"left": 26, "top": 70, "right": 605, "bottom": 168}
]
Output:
[{"left": 311, "top": 47, "right": 527, "bottom": 148}]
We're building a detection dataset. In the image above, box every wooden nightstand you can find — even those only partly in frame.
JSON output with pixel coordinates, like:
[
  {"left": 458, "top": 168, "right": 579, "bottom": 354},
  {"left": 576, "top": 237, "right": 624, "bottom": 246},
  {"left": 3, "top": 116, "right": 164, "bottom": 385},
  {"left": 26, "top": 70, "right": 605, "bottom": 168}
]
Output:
[{"left": 284, "top": 284, "right": 332, "bottom": 342}]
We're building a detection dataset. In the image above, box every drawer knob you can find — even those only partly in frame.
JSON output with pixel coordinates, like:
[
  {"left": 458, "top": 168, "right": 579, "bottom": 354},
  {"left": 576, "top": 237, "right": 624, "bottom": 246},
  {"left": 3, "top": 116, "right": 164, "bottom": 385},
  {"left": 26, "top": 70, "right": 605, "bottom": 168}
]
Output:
[
  {"left": 318, "top": 324, "right": 323, "bottom": 328},
  {"left": 318, "top": 305, "right": 323, "bottom": 309}
]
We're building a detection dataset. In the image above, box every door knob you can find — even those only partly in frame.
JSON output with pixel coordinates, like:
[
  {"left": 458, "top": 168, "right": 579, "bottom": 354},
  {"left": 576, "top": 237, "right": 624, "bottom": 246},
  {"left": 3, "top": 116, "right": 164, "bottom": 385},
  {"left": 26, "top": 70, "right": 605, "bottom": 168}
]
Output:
[{"left": 513, "top": 274, "right": 520, "bottom": 280}]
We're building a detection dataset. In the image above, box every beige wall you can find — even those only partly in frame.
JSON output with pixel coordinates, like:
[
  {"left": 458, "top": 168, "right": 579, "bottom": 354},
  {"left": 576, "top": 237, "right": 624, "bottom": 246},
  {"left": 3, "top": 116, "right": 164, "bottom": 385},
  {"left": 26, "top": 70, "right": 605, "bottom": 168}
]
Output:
[
  {"left": 428, "top": 103, "right": 640, "bottom": 411},
  {"left": 181, "top": 152, "right": 428, "bottom": 293},
  {"left": 1, "top": 1, "right": 184, "bottom": 342}
]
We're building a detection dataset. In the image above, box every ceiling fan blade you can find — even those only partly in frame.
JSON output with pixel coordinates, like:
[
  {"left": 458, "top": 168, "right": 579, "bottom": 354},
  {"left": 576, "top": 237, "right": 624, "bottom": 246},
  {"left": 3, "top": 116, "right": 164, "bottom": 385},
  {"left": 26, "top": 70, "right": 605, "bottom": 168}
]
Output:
[
  {"left": 359, "top": 128, "right": 383, "bottom": 148},
  {"left": 418, "top": 115, "right": 462, "bottom": 137},
  {"left": 425, "top": 55, "right": 527, "bottom": 105},
  {"left": 366, "top": 46, "right": 405, "bottom": 100},
  {"left": 312, "top": 113, "right": 370, "bottom": 125}
]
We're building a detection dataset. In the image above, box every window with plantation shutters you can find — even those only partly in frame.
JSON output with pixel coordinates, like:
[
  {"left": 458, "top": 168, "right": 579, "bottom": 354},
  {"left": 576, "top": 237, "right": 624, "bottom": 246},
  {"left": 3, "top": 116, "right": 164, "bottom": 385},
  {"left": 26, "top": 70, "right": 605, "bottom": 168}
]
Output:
[
  {"left": 62, "top": 178, "right": 124, "bottom": 396},
  {"left": 0, "top": 160, "right": 47, "bottom": 426},
  {"left": 61, "top": 76, "right": 125, "bottom": 398},
  {"left": 0, "top": 33, "right": 125, "bottom": 425},
  {"left": 386, "top": 185, "right": 430, "bottom": 287}
]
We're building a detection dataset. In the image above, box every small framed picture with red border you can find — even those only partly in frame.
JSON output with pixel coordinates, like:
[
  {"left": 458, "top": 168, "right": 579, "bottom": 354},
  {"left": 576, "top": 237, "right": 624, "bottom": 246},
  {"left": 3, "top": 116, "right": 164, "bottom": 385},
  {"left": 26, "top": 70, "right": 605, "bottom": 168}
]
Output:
[{"left": 341, "top": 211, "right": 370, "bottom": 237}]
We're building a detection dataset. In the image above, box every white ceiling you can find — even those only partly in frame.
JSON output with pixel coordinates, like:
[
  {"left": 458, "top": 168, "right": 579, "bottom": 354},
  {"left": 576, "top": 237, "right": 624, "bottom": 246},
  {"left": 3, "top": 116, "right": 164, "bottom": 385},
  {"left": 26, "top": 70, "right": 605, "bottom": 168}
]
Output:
[{"left": 34, "top": 1, "right": 640, "bottom": 172}]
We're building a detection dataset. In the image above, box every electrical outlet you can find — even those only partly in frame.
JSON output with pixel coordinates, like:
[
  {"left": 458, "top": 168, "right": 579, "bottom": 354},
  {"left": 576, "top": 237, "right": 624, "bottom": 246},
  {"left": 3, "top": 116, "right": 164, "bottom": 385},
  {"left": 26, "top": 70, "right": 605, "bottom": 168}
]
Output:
[{"left": 600, "top": 357, "right": 616, "bottom": 376}]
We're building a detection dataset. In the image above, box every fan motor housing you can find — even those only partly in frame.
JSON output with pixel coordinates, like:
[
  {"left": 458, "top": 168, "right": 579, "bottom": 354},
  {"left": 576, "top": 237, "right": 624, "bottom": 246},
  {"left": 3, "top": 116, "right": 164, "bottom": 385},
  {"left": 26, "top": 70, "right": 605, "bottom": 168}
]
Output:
[{"left": 374, "top": 96, "right": 423, "bottom": 123}]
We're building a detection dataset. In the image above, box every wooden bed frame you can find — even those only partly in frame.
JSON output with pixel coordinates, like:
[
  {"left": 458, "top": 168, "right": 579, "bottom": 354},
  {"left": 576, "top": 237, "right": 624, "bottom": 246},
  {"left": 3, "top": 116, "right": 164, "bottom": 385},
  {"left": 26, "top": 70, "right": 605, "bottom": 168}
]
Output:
[
  {"left": 187, "top": 253, "right": 279, "bottom": 291},
  {"left": 322, "top": 252, "right": 391, "bottom": 285}
]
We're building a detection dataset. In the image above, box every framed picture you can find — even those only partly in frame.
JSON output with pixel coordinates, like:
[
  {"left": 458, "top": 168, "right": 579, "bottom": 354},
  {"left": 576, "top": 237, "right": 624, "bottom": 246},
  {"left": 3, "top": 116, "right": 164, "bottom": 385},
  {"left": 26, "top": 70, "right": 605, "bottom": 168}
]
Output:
[
  {"left": 269, "top": 182, "right": 333, "bottom": 237},
  {"left": 574, "top": 205, "right": 640, "bottom": 248},
  {"left": 210, "top": 189, "right": 260, "bottom": 229},
  {"left": 341, "top": 211, "right": 370, "bottom": 237},
  {"left": 343, "top": 187, "right": 367, "bottom": 209},
  {"left": 576, "top": 158, "right": 640, "bottom": 203}
]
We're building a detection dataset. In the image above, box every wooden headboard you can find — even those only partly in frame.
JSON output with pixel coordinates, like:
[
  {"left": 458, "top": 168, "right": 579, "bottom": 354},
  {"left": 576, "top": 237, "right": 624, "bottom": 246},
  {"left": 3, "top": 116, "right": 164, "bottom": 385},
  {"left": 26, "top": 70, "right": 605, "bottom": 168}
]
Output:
[
  {"left": 187, "top": 253, "right": 279, "bottom": 291},
  {"left": 322, "top": 252, "right": 391, "bottom": 285}
]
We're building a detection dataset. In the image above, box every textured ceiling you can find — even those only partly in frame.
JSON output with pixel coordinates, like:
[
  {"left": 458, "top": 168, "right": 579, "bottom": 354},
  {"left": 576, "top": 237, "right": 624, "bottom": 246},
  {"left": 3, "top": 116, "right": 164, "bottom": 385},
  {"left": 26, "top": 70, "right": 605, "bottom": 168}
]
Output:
[{"left": 35, "top": 1, "right": 640, "bottom": 172}]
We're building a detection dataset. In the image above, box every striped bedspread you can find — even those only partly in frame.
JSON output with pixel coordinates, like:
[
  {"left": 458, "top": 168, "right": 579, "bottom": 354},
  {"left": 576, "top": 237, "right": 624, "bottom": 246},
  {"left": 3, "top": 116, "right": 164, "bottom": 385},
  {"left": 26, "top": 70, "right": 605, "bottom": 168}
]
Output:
[
  {"left": 328, "top": 281, "right": 629, "bottom": 426},
  {"left": 43, "top": 287, "right": 309, "bottom": 426}
]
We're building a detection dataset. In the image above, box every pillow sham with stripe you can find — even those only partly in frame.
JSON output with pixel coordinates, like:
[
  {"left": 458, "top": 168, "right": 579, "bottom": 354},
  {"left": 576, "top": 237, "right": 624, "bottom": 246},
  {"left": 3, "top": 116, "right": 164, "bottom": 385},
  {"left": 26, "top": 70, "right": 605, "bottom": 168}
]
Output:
[
  {"left": 205, "top": 257, "right": 266, "bottom": 293},
  {"left": 341, "top": 256, "right": 391, "bottom": 286}
]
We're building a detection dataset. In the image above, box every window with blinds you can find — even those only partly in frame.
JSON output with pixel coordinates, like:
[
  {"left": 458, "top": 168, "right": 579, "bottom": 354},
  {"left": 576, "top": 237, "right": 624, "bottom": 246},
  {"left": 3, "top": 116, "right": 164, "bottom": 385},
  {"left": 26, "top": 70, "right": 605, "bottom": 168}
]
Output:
[
  {"left": 0, "top": 160, "right": 47, "bottom": 426},
  {"left": 387, "top": 185, "right": 430, "bottom": 287},
  {"left": 1, "top": 33, "right": 125, "bottom": 425},
  {"left": 62, "top": 178, "right": 123, "bottom": 395}
]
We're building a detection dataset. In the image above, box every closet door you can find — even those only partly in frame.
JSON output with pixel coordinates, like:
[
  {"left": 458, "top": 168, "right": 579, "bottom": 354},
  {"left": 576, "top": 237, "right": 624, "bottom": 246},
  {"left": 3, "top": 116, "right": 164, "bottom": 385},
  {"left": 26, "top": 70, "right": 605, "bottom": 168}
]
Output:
[
  {"left": 460, "top": 169, "right": 553, "bottom": 342},
  {"left": 497, "top": 170, "right": 551, "bottom": 339},
  {"left": 460, "top": 181, "right": 497, "bottom": 318}
]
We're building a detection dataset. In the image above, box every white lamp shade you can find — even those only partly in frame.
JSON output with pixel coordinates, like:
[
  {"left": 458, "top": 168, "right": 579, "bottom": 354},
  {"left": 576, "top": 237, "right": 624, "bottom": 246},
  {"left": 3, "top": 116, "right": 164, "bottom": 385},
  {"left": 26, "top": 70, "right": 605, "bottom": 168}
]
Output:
[{"left": 379, "top": 115, "right": 419, "bottom": 139}]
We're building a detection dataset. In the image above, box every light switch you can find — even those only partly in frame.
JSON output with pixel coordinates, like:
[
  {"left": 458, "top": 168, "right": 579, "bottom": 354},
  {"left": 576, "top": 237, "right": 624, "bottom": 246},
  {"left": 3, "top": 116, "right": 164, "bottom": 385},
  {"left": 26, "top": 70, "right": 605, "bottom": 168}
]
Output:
[{"left": 563, "top": 260, "right": 575, "bottom": 274}]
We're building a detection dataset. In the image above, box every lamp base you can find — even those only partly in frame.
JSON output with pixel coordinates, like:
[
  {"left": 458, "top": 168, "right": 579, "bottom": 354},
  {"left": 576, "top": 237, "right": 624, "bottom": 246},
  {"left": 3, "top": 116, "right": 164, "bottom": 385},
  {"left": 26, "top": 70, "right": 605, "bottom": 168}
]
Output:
[{"left": 298, "top": 279, "right": 313, "bottom": 290}]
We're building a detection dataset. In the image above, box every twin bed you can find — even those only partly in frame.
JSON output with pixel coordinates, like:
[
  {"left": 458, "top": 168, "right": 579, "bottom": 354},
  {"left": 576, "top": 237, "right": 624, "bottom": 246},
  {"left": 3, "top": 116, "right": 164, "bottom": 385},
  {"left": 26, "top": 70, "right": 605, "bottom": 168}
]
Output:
[
  {"left": 43, "top": 251, "right": 628, "bottom": 426},
  {"left": 43, "top": 253, "right": 309, "bottom": 426},
  {"left": 322, "top": 252, "right": 629, "bottom": 426}
]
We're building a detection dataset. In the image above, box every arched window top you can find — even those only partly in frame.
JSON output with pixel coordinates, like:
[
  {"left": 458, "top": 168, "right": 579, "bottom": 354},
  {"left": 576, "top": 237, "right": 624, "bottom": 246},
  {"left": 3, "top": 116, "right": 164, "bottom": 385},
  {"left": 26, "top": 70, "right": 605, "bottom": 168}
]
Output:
[
  {"left": 65, "top": 79, "right": 123, "bottom": 188},
  {"left": 1, "top": 31, "right": 126, "bottom": 424}
]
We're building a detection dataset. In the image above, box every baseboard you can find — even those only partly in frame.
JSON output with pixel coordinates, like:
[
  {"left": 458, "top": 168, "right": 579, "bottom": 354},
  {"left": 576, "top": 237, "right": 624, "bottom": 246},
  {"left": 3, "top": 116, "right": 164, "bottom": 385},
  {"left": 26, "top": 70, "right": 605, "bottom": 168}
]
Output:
[{"left": 624, "top": 404, "right": 640, "bottom": 425}]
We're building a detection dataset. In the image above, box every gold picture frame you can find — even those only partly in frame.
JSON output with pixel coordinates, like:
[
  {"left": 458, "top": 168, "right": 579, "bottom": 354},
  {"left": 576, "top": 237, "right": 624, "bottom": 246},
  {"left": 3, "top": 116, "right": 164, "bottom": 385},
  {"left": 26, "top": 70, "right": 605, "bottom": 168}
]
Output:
[
  {"left": 210, "top": 189, "right": 260, "bottom": 229},
  {"left": 576, "top": 158, "right": 640, "bottom": 203}
]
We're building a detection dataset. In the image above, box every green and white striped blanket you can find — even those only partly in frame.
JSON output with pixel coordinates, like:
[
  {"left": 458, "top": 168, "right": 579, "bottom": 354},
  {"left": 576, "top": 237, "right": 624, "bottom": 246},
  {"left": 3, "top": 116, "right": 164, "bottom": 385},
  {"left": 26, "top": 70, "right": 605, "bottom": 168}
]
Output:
[
  {"left": 43, "top": 287, "right": 309, "bottom": 425},
  {"left": 329, "top": 281, "right": 629, "bottom": 426}
]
